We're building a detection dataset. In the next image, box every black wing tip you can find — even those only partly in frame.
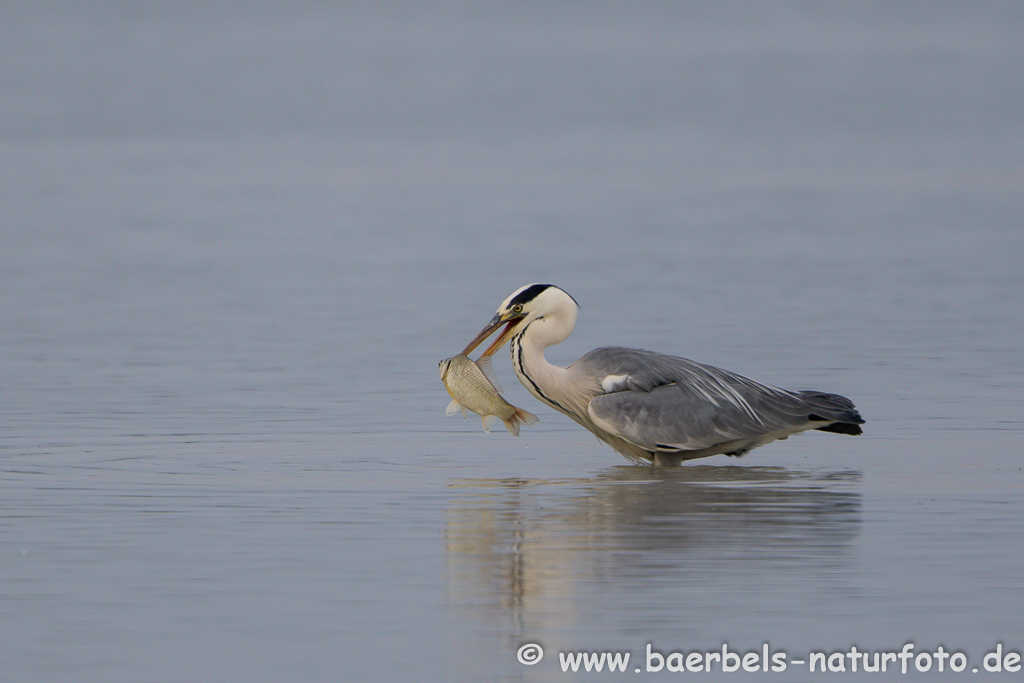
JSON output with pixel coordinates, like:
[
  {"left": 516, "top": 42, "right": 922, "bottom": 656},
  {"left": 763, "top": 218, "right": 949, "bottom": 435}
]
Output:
[
  {"left": 808, "top": 410, "right": 865, "bottom": 423},
  {"left": 803, "top": 390, "right": 865, "bottom": 436},
  {"left": 813, "top": 422, "right": 864, "bottom": 436},
  {"left": 807, "top": 399, "right": 865, "bottom": 435}
]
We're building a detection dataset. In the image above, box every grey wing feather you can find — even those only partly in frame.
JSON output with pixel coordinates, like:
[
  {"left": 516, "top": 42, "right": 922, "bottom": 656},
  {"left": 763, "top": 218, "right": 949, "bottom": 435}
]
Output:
[{"left": 580, "top": 347, "right": 861, "bottom": 452}]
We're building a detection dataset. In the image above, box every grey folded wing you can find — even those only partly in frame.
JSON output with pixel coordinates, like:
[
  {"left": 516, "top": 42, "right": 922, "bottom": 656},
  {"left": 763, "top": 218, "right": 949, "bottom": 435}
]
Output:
[
  {"left": 577, "top": 346, "right": 862, "bottom": 453},
  {"left": 587, "top": 381, "right": 818, "bottom": 452}
]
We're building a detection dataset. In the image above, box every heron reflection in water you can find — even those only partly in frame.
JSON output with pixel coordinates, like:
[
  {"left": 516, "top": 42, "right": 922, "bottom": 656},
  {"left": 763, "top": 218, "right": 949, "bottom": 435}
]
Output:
[
  {"left": 445, "top": 468, "right": 862, "bottom": 636},
  {"left": 462, "top": 284, "right": 864, "bottom": 465}
]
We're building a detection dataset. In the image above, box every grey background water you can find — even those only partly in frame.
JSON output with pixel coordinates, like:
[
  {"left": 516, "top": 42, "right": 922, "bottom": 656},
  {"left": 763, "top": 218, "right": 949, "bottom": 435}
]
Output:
[{"left": 2, "top": 3, "right": 1023, "bottom": 681}]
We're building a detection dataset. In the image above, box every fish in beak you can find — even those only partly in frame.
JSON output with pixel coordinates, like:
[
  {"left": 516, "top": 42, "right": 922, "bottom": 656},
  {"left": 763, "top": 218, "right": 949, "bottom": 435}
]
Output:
[{"left": 462, "top": 312, "right": 524, "bottom": 357}]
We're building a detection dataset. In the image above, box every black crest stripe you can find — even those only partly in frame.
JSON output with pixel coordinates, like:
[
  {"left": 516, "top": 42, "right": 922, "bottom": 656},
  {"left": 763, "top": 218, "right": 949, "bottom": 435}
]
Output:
[{"left": 507, "top": 284, "right": 553, "bottom": 308}]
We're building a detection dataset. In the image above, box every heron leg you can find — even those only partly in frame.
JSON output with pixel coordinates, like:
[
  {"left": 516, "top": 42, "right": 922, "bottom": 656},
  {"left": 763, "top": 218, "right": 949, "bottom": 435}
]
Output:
[{"left": 651, "top": 452, "right": 684, "bottom": 467}]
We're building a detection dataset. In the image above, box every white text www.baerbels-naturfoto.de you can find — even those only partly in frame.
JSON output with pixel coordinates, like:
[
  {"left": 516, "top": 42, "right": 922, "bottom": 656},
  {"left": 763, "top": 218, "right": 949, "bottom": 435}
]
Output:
[{"left": 550, "top": 643, "right": 1021, "bottom": 674}]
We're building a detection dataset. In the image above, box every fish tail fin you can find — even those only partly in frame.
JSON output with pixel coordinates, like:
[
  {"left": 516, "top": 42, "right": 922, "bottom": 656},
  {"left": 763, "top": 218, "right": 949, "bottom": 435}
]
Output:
[
  {"left": 517, "top": 408, "right": 539, "bottom": 427},
  {"left": 503, "top": 408, "right": 539, "bottom": 436}
]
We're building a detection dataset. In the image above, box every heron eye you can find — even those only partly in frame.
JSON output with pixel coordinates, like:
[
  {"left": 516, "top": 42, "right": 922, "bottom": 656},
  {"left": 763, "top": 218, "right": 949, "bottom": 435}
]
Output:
[{"left": 512, "top": 304, "right": 523, "bottom": 313}]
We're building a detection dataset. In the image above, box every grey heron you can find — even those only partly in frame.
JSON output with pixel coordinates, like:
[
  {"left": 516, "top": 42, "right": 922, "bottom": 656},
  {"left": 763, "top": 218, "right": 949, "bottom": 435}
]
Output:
[{"left": 462, "top": 284, "right": 864, "bottom": 466}]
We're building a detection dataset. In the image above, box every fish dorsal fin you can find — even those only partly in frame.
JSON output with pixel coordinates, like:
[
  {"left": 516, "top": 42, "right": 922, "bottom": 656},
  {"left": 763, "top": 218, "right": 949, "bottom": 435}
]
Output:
[
  {"left": 475, "top": 355, "right": 503, "bottom": 393},
  {"left": 481, "top": 414, "right": 495, "bottom": 433},
  {"left": 446, "top": 399, "right": 468, "bottom": 419}
]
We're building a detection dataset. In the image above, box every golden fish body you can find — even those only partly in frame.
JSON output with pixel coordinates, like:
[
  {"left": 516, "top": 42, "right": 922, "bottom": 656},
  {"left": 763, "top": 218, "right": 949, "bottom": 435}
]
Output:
[{"left": 438, "top": 354, "right": 538, "bottom": 436}]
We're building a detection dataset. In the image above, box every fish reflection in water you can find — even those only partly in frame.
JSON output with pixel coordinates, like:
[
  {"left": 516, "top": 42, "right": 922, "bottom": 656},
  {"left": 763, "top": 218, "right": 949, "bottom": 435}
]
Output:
[{"left": 445, "top": 466, "right": 860, "bottom": 640}]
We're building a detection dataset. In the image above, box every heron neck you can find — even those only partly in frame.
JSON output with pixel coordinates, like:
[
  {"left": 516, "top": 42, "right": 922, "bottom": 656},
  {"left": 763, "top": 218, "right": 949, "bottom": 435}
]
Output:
[{"left": 511, "top": 320, "right": 573, "bottom": 412}]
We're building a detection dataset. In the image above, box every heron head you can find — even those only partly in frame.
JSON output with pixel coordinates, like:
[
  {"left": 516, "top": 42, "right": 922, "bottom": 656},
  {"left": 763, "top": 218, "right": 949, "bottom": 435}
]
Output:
[{"left": 462, "top": 284, "right": 579, "bottom": 357}]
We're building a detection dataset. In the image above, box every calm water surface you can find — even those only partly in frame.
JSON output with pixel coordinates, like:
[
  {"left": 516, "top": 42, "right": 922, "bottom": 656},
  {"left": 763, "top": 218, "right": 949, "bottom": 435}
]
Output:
[{"left": 2, "top": 3, "right": 1023, "bottom": 682}]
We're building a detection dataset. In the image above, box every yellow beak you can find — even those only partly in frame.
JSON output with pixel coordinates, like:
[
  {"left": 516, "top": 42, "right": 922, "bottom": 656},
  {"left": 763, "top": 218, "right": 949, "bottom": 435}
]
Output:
[{"left": 462, "top": 312, "right": 524, "bottom": 357}]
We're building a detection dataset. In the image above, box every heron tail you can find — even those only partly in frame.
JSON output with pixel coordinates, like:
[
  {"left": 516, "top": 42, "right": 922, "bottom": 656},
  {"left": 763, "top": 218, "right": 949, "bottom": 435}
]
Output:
[{"left": 502, "top": 407, "right": 539, "bottom": 436}]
